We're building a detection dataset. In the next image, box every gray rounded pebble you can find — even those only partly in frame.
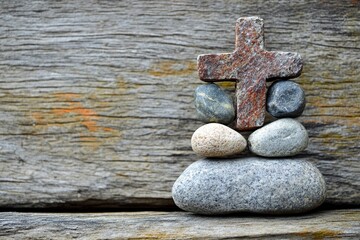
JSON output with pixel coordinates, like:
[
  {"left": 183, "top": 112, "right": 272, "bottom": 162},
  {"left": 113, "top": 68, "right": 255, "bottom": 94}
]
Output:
[
  {"left": 172, "top": 158, "right": 326, "bottom": 215},
  {"left": 248, "top": 118, "right": 308, "bottom": 157},
  {"left": 267, "top": 80, "right": 305, "bottom": 118},
  {"left": 195, "top": 83, "right": 235, "bottom": 124}
]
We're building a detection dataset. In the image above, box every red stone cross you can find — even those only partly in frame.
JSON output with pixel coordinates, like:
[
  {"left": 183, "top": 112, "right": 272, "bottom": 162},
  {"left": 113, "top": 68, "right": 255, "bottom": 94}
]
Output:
[{"left": 197, "top": 17, "right": 303, "bottom": 130}]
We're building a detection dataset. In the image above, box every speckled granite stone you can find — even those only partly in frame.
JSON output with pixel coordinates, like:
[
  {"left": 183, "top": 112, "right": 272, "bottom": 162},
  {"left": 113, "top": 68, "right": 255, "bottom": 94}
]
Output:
[
  {"left": 191, "top": 123, "right": 247, "bottom": 157},
  {"left": 172, "top": 158, "right": 326, "bottom": 215},
  {"left": 267, "top": 80, "right": 306, "bottom": 118},
  {"left": 194, "top": 83, "right": 235, "bottom": 125},
  {"left": 248, "top": 118, "right": 308, "bottom": 157}
]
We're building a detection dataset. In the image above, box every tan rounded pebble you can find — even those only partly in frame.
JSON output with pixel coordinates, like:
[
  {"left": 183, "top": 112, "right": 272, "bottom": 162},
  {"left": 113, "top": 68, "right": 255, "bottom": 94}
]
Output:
[{"left": 191, "top": 123, "right": 247, "bottom": 157}]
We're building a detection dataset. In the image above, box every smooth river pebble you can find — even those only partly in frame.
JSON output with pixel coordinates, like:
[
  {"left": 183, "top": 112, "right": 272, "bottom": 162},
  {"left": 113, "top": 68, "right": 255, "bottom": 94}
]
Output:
[
  {"left": 248, "top": 118, "right": 308, "bottom": 157},
  {"left": 191, "top": 123, "right": 247, "bottom": 157},
  {"left": 266, "top": 80, "right": 306, "bottom": 118},
  {"left": 194, "top": 83, "right": 235, "bottom": 125},
  {"left": 172, "top": 158, "right": 326, "bottom": 215}
]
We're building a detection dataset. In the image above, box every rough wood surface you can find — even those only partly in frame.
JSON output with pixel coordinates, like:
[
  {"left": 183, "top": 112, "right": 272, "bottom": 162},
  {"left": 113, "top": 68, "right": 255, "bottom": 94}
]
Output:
[
  {"left": 1, "top": 209, "right": 359, "bottom": 239},
  {"left": 0, "top": 0, "right": 359, "bottom": 209}
]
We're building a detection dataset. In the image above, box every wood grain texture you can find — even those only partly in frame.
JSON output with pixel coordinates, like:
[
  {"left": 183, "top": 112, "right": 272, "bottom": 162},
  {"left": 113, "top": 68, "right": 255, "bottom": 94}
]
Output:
[
  {"left": 1, "top": 209, "right": 359, "bottom": 239},
  {"left": 0, "top": 0, "right": 359, "bottom": 209}
]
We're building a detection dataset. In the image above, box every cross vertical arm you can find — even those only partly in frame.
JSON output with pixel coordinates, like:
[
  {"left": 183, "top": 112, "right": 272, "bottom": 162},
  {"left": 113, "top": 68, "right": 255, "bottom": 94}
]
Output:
[
  {"left": 235, "top": 75, "right": 267, "bottom": 130},
  {"left": 236, "top": 17, "right": 264, "bottom": 50}
]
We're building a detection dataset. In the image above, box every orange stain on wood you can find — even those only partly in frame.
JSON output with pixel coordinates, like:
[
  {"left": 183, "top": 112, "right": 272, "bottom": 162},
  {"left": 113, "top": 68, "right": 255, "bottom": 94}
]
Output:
[
  {"left": 51, "top": 93, "right": 114, "bottom": 133},
  {"left": 54, "top": 93, "right": 81, "bottom": 100},
  {"left": 295, "top": 229, "right": 342, "bottom": 239},
  {"left": 31, "top": 112, "right": 46, "bottom": 125},
  {"left": 136, "top": 227, "right": 186, "bottom": 240},
  {"left": 217, "top": 81, "right": 236, "bottom": 88},
  {"left": 116, "top": 76, "right": 143, "bottom": 93},
  {"left": 117, "top": 76, "right": 128, "bottom": 90},
  {"left": 31, "top": 92, "right": 120, "bottom": 150},
  {"left": 148, "top": 60, "right": 197, "bottom": 77}
]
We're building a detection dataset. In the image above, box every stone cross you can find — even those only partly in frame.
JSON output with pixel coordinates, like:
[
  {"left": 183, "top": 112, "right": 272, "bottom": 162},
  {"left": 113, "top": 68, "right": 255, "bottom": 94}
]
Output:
[{"left": 197, "top": 17, "right": 303, "bottom": 130}]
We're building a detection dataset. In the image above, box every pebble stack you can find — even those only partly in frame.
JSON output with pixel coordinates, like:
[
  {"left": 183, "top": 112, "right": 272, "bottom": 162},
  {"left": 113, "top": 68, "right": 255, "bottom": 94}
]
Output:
[
  {"left": 172, "top": 81, "right": 326, "bottom": 215},
  {"left": 172, "top": 17, "right": 326, "bottom": 215}
]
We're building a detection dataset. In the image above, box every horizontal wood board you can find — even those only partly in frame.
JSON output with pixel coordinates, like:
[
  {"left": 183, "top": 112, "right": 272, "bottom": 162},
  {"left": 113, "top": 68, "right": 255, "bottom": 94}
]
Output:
[
  {"left": 0, "top": 0, "right": 359, "bottom": 209},
  {"left": 1, "top": 209, "right": 359, "bottom": 239}
]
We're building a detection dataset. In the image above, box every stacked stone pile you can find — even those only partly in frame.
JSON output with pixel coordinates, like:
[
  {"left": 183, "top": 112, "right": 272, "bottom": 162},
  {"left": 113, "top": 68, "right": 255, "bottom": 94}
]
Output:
[{"left": 172, "top": 17, "right": 326, "bottom": 215}]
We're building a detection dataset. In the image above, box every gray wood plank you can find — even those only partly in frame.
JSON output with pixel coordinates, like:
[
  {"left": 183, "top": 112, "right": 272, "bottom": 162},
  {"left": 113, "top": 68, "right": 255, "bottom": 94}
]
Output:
[
  {"left": 0, "top": 0, "right": 359, "bottom": 209},
  {"left": 1, "top": 209, "right": 359, "bottom": 239}
]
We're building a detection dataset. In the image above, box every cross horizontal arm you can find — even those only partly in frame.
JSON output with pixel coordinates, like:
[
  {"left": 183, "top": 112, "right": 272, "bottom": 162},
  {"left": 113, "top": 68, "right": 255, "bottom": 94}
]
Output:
[
  {"left": 197, "top": 53, "right": 238, "bottom": 81},
  {"left": 265, "top": 51, "right": 303, "bottom": 80}
]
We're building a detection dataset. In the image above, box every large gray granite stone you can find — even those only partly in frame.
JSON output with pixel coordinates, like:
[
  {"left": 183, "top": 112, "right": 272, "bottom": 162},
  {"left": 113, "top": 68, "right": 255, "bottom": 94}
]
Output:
[{"left": 172, "top": 158, "right": 326, "bottom": 215}]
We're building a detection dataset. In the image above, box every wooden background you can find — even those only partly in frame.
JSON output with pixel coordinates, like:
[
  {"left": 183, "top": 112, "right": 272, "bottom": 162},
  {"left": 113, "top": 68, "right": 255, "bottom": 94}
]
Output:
[
  {"left": 1, "top": 209, "right": 359, "bottom": 239},
  {"left": 0, "top": 0, "right": 359, "bottom": 210}
]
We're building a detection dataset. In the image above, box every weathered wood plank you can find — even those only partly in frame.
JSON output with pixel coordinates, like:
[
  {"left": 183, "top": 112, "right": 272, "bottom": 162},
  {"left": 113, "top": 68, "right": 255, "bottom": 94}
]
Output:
[
  {"left": 0, "top": 209, "right": 359, "bottom": 239},
  {"left": 0, "top": 0, "right": 359, "bottom": 209}
]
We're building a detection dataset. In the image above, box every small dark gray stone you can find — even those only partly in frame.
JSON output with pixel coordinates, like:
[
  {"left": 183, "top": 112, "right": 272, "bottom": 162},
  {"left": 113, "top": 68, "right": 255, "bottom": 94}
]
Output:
[
  {"left": 266, "top": 80, "right": 305, "bottom": 118},
  {"left": 195, "top": 83, "right": 235, "bottom": 124},
  {"left": 172, "top": 158, "right": 326, "bottom": 215}
]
